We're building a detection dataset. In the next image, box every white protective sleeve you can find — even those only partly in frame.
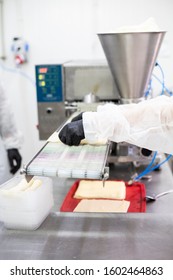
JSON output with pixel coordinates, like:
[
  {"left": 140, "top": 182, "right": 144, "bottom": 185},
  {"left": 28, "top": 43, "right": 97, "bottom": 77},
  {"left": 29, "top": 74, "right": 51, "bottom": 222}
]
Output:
[
  {"left": 0, "top": 81, "right": 23, "bottom": 150},
  {"left": 83, "top": 95, "right": 173, "bottom": 155}
]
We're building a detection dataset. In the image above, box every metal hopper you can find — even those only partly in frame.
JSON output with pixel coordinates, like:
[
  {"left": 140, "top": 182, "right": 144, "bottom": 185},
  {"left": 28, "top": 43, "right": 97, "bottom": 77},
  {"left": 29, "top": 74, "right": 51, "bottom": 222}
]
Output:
[{"left": 98, "top": 31, "right": 166, "bottom": 103}]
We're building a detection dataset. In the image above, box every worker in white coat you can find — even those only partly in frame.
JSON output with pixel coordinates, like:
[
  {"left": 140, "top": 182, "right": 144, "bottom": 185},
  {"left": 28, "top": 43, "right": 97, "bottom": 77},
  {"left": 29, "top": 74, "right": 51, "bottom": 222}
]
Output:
[
  {"left": 59, "top": 95, "right": 173, "bottom": 155},
  {"left": 0, "top": 81, "right": 23, "bottom": 184}
]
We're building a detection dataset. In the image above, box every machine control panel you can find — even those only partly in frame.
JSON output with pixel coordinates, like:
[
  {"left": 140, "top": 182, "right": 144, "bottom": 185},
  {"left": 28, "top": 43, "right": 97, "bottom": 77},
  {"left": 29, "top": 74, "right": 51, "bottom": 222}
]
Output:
[
  {"left": 35, "top": 65, "right": 63, "bottom": 102},
  {"left": 35, "top": 64, "right": 66, "bottom": 140}
]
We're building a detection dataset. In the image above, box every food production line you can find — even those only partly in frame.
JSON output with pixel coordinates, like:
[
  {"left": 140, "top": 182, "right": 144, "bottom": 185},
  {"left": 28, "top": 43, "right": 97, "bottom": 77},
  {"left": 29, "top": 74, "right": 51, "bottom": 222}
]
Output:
[
  {"left": 1, "top": 30, "right": 173, "bottom": 260},
  {"left": 24, "top": 31, "right": 165, "bottom": 181}
]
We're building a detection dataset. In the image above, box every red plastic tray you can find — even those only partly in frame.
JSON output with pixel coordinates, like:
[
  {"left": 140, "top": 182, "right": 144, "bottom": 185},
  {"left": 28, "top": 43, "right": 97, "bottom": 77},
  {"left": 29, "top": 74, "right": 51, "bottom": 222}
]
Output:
[{"left": 60, "top": 180, "right": 146, "bottom": 213}]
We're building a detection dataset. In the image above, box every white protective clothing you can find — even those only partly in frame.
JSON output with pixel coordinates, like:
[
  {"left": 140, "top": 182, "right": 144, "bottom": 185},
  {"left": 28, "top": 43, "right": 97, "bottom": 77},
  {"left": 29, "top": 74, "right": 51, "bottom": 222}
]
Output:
[
  {"left": 83, "top": 95, "right": 173, "bottom": 155},
  {"left": 0, "top": 81, "right": 23, "bottom": 184}
]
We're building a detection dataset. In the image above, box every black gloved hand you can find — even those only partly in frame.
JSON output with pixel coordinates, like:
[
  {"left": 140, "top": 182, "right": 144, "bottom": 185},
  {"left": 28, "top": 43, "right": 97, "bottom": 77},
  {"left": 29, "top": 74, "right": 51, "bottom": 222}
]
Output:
[
  {"left": 71, "top": 112, "right": 84, "bottom": 122},
  {"left": 59, "top": 120, "right": 85, "bottom": 146},
  {"left": 7, "top": 148, "right": 22, "bottom": 174}
]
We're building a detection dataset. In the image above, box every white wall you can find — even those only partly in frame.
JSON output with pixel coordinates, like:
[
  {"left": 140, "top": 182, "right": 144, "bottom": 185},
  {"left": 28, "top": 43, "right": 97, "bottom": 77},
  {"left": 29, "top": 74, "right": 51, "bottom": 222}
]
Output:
[{"left": 1, "top": 0, "right": 173, "bottom": 164}]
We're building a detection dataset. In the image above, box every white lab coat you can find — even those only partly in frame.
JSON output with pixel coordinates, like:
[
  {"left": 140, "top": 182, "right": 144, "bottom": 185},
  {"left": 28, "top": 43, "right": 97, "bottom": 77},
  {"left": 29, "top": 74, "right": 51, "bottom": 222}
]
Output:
[
  {"left": 0, "top": 81, "right": 23, "bottom": 184},
  {"left": 83, "top": 95, "right": 173, "bottom": 155}
]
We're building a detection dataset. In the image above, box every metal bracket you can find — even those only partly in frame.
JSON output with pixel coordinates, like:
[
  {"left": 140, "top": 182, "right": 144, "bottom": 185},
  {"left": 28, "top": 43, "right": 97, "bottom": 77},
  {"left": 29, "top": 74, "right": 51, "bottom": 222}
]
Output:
[{"left": 102, "top": 166, "right": 109, "bottom": 187}]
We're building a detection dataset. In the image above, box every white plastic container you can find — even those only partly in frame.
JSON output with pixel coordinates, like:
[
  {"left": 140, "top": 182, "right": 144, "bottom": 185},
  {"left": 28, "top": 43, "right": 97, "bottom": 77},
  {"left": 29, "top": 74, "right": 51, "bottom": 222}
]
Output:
[{"left": 0, "top": 175, "right": 54, "bottom": 230}]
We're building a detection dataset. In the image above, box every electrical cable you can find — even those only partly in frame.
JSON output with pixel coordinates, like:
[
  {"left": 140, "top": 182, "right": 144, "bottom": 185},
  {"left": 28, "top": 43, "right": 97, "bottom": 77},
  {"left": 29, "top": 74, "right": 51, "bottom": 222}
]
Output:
[
  {"left": 144, "top": 78, "right": 152, "bottom": 98},
  {"left": 133, "top": 151, "right": 157, "bottom": 181},
  {"left": 134, "top": 154, "right": 172, "bottom": 181},
  {"left": 152, "top": 73, "right": 173, "bottom": 96},
  {"left": 155, "top": 62, "right": 165, "bottom": 95}
]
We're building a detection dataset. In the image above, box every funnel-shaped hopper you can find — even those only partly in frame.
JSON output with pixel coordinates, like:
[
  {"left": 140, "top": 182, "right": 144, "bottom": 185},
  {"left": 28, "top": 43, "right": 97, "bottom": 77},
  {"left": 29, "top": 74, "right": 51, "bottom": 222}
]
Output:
[{"left": 98, "top": 32, "right": 166, "bottom": 102}]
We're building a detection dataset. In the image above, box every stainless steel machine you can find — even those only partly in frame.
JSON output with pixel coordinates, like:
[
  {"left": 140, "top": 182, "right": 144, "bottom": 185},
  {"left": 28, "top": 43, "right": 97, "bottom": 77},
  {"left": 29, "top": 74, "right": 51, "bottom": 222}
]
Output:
[
  {"left": 97, "top": 31, "right": 165, "bottom": 169},
  {"left": 35, "top": 60, "right": 117, "bottom": 140},
  {"left": 32, "top": 31, "right": 165, "bottom": 182}
]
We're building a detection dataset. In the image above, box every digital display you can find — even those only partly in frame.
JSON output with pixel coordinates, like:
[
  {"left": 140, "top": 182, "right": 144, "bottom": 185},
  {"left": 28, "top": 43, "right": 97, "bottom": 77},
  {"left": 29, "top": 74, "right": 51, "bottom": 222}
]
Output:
[{"left": 39, "top": 68, "right": 48, "bottom": 74}]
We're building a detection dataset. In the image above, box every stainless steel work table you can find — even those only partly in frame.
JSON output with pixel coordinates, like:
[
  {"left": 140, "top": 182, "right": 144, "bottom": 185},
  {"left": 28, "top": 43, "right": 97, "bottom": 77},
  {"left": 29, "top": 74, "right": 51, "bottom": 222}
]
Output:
[{"left": 0, "top": 159, "right": 173, "bottom": 260}]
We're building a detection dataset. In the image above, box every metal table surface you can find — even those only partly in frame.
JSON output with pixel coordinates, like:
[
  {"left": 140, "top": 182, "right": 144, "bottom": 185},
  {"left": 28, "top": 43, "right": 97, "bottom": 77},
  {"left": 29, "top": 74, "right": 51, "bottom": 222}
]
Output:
[{"left": 0, "top": 158, "right": 173, "bottom": 260}]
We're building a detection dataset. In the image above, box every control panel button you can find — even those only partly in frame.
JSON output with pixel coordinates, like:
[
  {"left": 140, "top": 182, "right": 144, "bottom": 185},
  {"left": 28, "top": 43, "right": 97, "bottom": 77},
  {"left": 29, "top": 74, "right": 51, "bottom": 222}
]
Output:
[{"left": 46, "top": 107, "right": 53, "bottom": 114}]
